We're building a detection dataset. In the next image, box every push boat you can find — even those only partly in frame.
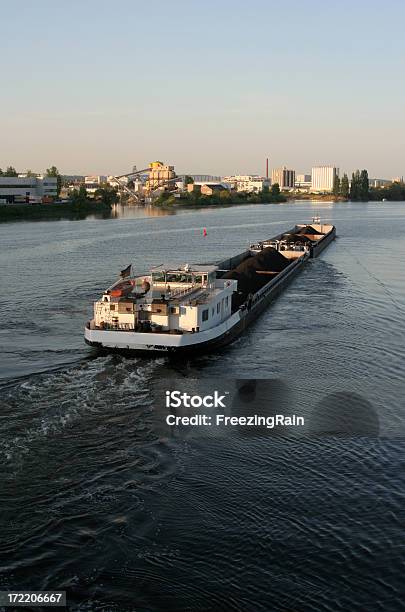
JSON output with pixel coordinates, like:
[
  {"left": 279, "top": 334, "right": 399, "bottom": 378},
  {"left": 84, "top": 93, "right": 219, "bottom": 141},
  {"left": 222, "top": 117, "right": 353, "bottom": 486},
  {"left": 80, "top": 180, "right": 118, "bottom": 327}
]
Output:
[{"left": 84, "top": 218, "right": 336, "bottom": 355}]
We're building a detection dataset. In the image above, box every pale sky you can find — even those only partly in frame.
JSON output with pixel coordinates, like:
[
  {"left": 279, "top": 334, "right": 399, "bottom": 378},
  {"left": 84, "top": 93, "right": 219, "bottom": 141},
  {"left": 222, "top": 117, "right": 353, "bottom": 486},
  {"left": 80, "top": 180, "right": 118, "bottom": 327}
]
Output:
[{"left": 1, "top": 0, "right": 404, "bottom": 178}]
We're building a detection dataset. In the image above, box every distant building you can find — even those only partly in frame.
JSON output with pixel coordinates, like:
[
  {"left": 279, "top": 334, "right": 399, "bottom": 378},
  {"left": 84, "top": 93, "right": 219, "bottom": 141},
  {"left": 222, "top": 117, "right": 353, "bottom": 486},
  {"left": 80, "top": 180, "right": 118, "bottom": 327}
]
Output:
[
  {"left": 85, "top": 175, "right": 107, "bottom": 197},
  {"left": 132, "top": 179, "right": 144, "bottom": 194},
  {"left": 369, "top": 178, "right": 392, "bottom": 188},
  {"left": 193, "top": 180, "right": 229, "bottom": 187},
  {"left": 62, "top": 175, "right": 84, "bottom": 183},
  {"left": 146, "top": 161, "right": 176, "bottom": 193},
  {"left": 222, "top": 175, "right": 270, "bottom": 193},
  {"left": 107, "top": 175, "right": 129, "bottom": 186},
  {"left": 108, "top": 174, "right": 144, "bottom": 197},
  {"left": 0, "top": 175, "right": 57, "bottom": 204},
  {"left": 296, "top": 174, "right": 311, "bottom": 184},
  {"left": 180, "top": 174, "right": 221, "bottom": 183},
  {"left": 271, "top": 166, "right": 295, "bottom": 190},
  {"left": 201, "top": 184, "right": 228, "bottom": 196},
  {"left": 311, "top": 166, "right": 339, "bottom": 192},
  {"left": 295, "top": 173, "right": 312, "bottom": 191}
]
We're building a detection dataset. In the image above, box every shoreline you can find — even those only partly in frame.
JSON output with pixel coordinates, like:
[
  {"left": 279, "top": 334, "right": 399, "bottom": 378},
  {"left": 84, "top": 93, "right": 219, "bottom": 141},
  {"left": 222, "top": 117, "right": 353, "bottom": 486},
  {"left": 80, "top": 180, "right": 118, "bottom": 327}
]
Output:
[
  {"left": 289, "top": 194, "right": 347, "bottom": 202},
  {"left": 0, "top": 196, "right": 402, "bottom": 222},
  {"left": 0, "top": 201, "right": 112, "bottom": 222}
]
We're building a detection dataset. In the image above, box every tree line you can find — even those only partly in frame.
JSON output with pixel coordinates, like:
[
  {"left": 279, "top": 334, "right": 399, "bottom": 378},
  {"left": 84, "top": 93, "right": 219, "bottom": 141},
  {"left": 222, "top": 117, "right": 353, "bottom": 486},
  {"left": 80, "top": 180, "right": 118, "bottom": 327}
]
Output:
[
  {"left": 156, "top": 183, "right": 286, "bottom": 206},
  {"left": 333, "top": 169, "right": 369, "bottom": 200},
  {"left": 333, "top": 169, "right": 405, "bottom": 201},
  {"left": 369, "top": 181, "right": 405, "bottom": 201},
  {"left": 0, "top": 166, "right": 19, "bottom": 177},
  {"left": 69, "top": 183, "right": 119, "bottom": 209}
]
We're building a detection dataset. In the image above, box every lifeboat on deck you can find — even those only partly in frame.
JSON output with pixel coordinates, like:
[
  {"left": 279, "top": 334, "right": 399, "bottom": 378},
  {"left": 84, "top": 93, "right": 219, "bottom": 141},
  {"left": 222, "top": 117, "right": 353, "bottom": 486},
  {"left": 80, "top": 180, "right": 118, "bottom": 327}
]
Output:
[{"left": 110, "top": 281, "right": 133, "bottom": 298}]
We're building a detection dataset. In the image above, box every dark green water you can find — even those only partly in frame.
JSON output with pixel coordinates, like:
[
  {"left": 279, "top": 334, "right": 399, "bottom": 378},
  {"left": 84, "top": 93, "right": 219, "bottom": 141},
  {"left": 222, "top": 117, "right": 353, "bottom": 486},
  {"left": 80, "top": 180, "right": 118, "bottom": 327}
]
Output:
[{"left": 0, "top": 201, "right": 404, "bottom": 610}]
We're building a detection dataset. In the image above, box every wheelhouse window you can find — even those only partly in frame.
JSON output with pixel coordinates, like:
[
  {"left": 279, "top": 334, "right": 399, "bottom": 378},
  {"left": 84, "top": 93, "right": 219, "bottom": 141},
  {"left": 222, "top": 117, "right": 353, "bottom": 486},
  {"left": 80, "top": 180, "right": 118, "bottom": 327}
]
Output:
[
  {"left": 166, "top": 272, "right": 193, "bottom": 284},
  {"left": 152, "top": 271, "right": 165, "bottom": 283},
  {"left": 202, "top": 309, "right": 209, "bottom": 322}
]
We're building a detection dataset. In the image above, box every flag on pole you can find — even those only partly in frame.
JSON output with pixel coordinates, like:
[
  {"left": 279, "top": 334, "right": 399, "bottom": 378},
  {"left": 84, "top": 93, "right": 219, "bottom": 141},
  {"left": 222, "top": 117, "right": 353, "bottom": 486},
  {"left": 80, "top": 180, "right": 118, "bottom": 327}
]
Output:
[{"left": 120, "top": 264, "right": 132, "bottom": 278}]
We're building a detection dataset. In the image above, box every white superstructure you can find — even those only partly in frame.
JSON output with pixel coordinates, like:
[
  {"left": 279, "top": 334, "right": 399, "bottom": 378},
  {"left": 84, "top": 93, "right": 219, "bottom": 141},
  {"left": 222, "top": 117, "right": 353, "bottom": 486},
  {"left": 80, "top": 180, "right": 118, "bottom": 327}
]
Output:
[{"left": 88, "top": 264, "right": 237, "bottom": 338}]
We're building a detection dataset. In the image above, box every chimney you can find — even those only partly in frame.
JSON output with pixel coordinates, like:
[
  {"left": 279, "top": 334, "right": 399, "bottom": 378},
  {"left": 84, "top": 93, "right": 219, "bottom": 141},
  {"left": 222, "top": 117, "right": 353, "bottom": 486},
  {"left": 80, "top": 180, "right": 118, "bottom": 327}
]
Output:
[{"left": 266, "top": 158, "right": 269, "bottom": 179}]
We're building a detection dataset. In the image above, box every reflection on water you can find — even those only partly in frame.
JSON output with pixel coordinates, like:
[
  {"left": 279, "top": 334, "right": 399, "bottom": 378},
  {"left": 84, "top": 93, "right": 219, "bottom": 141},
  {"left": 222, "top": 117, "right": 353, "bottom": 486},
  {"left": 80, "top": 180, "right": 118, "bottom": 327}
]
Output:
[
  {"left": 110, "top": 204, "right": 177, "bottom": 218},
  {"left": 0, "top": 201, "right": 405, "bottom": 610}
]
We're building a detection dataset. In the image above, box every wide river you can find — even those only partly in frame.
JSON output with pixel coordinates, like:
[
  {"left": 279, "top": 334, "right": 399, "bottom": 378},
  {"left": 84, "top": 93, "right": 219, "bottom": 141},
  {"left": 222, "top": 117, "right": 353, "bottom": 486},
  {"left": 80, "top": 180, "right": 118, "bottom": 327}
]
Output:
[{"left": 0, "top": 201, "right": 404, "bottom": 611}]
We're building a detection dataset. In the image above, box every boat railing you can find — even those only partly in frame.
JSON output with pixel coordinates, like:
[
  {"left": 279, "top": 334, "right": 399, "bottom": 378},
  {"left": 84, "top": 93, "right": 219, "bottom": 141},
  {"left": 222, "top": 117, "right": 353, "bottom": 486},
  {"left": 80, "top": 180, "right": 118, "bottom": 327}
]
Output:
[
  {"left": 101, "top": 322, "right": 135, "bottom": 331},
  {"left": 169, "top": 285, "right": 194, "bottom": 298},
  {"left": 280, "top": 242, "right": 310, "bottom": 252},
  {"left": 167, "top": 285, "right": 203, "bottom": 300}
]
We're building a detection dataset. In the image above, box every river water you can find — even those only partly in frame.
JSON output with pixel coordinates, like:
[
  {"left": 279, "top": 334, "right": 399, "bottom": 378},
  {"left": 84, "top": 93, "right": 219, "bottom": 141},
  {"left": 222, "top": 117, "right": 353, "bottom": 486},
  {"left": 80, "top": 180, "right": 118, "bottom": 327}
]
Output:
[{"left": 0, "top": 201, "right": 404, "bottom": 611}]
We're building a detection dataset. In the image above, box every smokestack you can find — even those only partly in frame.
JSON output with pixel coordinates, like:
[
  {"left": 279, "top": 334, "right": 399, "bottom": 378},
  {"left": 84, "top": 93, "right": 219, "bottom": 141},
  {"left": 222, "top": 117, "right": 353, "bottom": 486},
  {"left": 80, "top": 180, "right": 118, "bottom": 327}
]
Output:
[{"left": 266, "top": 158, "right": 269, "bottom": 179}]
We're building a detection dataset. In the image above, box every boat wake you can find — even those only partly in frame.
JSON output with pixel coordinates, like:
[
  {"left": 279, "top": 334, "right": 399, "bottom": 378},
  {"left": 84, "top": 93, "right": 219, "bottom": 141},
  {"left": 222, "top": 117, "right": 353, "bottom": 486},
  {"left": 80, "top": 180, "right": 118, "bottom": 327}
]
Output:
[{"left": 0, "top": 356, "right": 163, "bottom": 470}]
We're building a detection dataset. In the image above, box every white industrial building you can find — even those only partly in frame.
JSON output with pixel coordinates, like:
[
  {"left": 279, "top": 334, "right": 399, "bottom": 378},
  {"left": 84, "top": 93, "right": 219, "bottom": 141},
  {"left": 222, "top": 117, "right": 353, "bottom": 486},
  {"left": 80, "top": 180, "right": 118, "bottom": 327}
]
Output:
[
  {"left": 84, "top": 175, "right": 107, "bottom": 197},
  {"left": 0, "top": 175, "right": 58, "bottom": 204},
  {"left": 222, "top": 175, "right": 270, "bottom": 193},
  {"left": 311, "top": 166, "right": 339, "bottom": 192}
]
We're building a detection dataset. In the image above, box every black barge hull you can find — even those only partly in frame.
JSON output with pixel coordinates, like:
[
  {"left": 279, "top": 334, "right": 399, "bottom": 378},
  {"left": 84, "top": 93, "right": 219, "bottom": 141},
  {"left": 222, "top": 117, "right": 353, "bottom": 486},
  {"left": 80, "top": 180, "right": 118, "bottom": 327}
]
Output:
[{"left": 310, "top": 226, "right": 336, "bottom": 257}]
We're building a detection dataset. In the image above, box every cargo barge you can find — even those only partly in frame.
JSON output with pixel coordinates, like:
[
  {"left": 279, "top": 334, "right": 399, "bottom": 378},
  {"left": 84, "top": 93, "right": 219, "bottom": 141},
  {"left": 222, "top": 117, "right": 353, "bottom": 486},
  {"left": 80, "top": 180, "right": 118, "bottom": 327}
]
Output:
[{"left": 84, "top": 218, "right": 336, "bottom": 355}]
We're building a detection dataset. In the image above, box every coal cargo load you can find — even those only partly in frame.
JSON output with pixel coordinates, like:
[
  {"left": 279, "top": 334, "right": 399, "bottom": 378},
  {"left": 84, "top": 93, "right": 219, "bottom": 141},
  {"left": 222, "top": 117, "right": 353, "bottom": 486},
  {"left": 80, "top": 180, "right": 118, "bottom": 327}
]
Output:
[
  {"left": 296, "top": 225, "right": 323, "bottom": 235},
  {"left": 223, "top": 247, "right": 290, "bottom": 308},
  {"left": 283, "top": 233, "right": 313, "bottom": 244}
]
